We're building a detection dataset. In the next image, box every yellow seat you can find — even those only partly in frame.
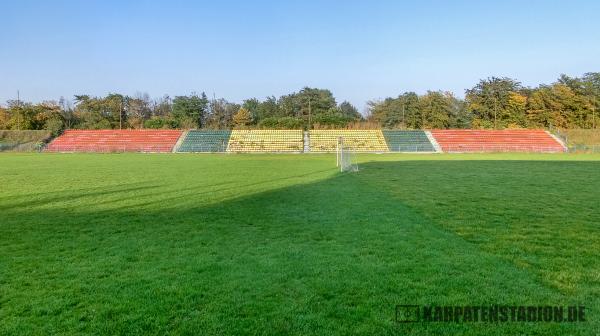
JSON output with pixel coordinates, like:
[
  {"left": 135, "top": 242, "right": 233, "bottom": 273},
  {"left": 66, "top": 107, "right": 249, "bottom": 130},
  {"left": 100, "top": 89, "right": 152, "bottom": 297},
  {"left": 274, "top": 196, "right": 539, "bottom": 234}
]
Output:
[
  {"left": 227, "top": 130, "right": 303, "bottom": 153},
  {"left": 309, "top": 130, "right": 388, "bottom": 152}
]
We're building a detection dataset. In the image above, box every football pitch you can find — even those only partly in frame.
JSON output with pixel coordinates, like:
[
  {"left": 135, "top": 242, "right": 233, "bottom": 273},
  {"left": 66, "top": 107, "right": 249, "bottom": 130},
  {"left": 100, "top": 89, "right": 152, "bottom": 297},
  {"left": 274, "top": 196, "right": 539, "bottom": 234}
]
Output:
[{"left": 1, "top": 153, "right": 599, "bottom": 335}]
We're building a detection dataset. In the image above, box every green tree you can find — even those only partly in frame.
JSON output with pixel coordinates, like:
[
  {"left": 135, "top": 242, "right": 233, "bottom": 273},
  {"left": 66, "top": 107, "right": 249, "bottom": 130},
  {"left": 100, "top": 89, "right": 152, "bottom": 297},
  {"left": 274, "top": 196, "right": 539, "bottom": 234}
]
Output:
[
  {"left": 279, "top": 87, "right": 337, "bottom": 125},
  {"left": 338, "top": 101, "right": 361, "bottom": 120},
  {"left": 233, "top": 107, "right": 252, "bottom": 127},
  {"left": 418, "top": 91, "right": 458, "bottom": 129},
  {"left": 581, "top": 72, "right": 600, "bottom": 128},
  {"left": 504, "top": 92, "right": 528, "bottom": 128},
  {"left": 0, "top": 107, "right": 9, "bottom": 129},
  {"left": 128, "top": 93, "right": 152, "bottom": 129},
  {"left": 172, "top": 92, "right": 209, "bottom": 128},
  {"left": 153, "top": 95, "right": 172, "bottom": 117},
  {"left": 466, "top": 77, "right": 523, "bottom": 129},
  {"left": 205, "top": 99, "right": 240, "bottom": 129},
  {"left": 5, "top": 101, "right": 36, "bottom": 130},
  {"left": 527, "top": 83, "right": 590, "bottom": 129},
  {"left": 104, "top": 93, "right": 126, "bottom": 128},
  {"left": 242, "top": 98, "right": 261, "bottom": 124},
  {"left": 527, "top": 86, "right": 556, "bottom": 128},
  {"left": 258, "top": 96, "right": 281, "bottom": 119},
  {"left": 368, "top": 92, "right": 430, "bottom": 129},
  {"left": 73, "top": 95, "right": 113, "bottom": 129},
  {"left": 258, "top": 117, "right": 304, "bottom": 129}
]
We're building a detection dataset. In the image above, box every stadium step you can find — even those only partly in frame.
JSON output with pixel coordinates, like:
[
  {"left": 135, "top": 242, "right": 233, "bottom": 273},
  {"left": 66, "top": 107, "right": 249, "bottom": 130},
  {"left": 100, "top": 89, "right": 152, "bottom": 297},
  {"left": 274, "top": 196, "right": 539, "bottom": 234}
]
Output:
[
  {"left": 46, "top": 130, "right": 182, "bottom": 153},
  {"left": 309, "top": 130, "right": 389, "bottom": 152},
  {"left": 226, "top": 130, "right": 303, "bottom": 153},
  {"left": 382, "top": 130, "right": 436, "bottom": 152},
  {"left": 177, "top": 130, "right": 231, "bottom": 152},
  {"left": 430, "top": 129, "right": 566, "bottom": 153},
  {"left": 45, "top": 129, "right": 569, "bottom": 154}
]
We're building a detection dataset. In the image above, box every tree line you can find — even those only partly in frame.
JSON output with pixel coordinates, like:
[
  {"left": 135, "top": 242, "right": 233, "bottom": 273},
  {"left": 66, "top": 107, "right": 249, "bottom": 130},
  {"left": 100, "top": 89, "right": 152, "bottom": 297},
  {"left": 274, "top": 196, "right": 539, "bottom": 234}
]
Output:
[
  {"left": 0, "top": 88, "right": 361, "bottom": 135},
  {"left": 1, "top": 73, "right": 598, "bottom": 135},
  {"left": 370, "top": 73, "right": 599, "bottom": 130}
]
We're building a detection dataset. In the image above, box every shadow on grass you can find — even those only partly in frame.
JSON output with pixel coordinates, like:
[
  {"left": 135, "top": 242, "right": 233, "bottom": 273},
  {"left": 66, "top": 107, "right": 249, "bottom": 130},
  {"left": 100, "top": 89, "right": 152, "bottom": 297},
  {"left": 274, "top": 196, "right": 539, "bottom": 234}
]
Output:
[{"left": 1, "top": 160, "right": 598, "bottom": 335}]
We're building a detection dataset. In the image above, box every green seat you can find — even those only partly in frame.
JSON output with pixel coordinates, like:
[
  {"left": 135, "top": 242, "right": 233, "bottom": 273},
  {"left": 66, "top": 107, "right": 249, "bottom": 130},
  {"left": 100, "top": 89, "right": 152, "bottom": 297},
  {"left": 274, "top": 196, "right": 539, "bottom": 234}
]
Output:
[
  {"left": 382, "top": 130, "right": 435, "bottom": 152},
  {"left": 177, "top": 130, "right": 231, "bottom": 152}
]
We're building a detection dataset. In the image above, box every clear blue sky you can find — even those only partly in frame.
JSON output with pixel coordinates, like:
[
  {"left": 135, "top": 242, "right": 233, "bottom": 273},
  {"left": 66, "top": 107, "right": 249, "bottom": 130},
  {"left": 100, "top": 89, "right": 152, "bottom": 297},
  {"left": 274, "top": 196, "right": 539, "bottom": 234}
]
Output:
[{"left": 1, "top": 0, "right": 599, "bottom": 111}]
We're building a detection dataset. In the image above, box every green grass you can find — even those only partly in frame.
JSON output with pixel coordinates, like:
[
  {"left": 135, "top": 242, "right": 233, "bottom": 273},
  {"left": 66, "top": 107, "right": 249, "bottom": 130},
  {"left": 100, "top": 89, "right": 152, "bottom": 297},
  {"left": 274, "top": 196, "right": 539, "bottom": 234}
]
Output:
[{"left": 1, "top": 153, "right": 599, "bottom": 335}]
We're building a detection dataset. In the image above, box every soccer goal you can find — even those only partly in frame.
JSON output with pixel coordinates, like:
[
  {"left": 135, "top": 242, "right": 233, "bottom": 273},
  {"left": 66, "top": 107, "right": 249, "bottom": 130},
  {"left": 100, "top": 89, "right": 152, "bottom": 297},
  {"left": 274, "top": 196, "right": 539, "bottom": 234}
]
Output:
[{"left": 336, "top": 137, "right": 359, "bottom": 172}]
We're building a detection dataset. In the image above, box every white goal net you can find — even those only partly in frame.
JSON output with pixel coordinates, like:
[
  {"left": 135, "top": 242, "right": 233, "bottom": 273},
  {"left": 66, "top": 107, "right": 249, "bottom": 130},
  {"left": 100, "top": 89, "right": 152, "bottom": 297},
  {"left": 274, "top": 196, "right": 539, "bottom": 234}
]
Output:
[{"left": 336, "top": 137, "right": 359, "bottom": 172}]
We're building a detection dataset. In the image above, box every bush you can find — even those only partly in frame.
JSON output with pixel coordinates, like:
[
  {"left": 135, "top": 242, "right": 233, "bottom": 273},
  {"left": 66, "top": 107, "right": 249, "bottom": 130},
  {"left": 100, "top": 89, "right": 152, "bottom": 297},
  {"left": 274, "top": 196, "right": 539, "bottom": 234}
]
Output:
[
  {"left": 561, "top": 129, "right": 600, "bottom": 145},
  {"left": 257, "top": 117, "right": 278, "bottom": 128},
  {"left": 144, "top": 117, "right": 166, "bottom": 129},
  {"left": 312, "top": 114, "right": 354, "bottom": 129},
  {"left": 0, "top": 130, "right": 52, "bottom": 152},
  {"left": 44, "top": 117, "right": 64, "bottom": 136},
  {"left": 258, "top": 117, "right": 304, "bottom": 129},
  {"left": 0, "top": 130, "right": 52, "bottom": 143},
  {"left": 89, "top": 119, "right": 113, "bottom": 130},
  {"left": 278, "top": 117, "right": 305, "bottom": 129},
  {"left": 144, "top": 117, "right": 180, "bottom": 129},
  {"left": 178, "top": 117, "right": 198, "bottom": 129}
]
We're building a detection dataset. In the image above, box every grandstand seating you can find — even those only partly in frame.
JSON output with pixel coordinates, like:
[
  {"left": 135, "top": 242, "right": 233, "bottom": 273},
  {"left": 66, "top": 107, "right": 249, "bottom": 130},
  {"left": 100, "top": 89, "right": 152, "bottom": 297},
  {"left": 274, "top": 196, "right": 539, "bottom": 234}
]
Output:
[
  {"left": 226, "top": 130, "right": 303, "bottom": 152},
  {"left": 46, "top": 130, "right": 182, "bottom": 152},
  {"left": 430, "top": 129, "right": 566, "bottom": 153},
  {"left": 309, "top": 130, "right": 388, "bottom": 152},
  {"left": 177, "top": 130, "right": 231, "bottom": 152},
  {"left": 382, "top": 130, "right": 436, "bottom": 152},
  {"left": 43, "top": 129, "right": 570, "bottom": 154}
]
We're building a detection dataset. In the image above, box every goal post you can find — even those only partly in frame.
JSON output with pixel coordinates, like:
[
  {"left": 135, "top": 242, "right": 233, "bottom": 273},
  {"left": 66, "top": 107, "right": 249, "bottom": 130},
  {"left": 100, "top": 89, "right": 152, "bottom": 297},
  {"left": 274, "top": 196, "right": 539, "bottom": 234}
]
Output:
[{"left": 336, "top": 137, "right": 358, "bottom": 172}]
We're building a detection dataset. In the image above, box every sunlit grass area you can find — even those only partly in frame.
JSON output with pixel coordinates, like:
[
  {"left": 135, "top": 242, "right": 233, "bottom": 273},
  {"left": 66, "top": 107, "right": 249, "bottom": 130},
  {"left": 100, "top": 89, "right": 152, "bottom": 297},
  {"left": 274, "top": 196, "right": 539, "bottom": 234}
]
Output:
[{"left": 1, "top": 153, "right": 599, "bottom": 335}]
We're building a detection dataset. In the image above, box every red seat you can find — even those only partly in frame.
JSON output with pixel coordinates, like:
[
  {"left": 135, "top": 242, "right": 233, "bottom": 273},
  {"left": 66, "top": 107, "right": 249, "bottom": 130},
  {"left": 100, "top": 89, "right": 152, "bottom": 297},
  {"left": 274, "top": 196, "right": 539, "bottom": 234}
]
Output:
[
  {"left": 430, "top": 130, "right": 565, "bottom": 153},
  {"left": 46, "top": 130, "right": 183, "bottom": 153}
]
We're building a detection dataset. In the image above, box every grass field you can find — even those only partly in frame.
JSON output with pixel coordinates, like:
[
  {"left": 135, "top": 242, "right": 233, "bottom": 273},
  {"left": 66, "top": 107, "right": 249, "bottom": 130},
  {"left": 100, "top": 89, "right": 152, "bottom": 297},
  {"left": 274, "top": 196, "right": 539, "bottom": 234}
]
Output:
[{"left": 1, "top": 153, "right": 599, "bottom": 335}]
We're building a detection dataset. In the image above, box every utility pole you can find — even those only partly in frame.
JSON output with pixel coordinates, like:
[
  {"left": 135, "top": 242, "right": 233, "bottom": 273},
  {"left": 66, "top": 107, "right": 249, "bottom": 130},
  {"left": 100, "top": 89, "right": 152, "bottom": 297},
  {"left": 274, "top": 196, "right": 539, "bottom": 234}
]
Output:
[
  {"left": 584, "top": 90, "right": 596, "bottom": 129},
  {"left": 494, "top": 97, "right": 498, "bottom": 130},
  {"left": 213, "top": 92, "right": 217, "bottom": 129},
  {"left": 401, "top": 103, "right": 406, "bottom": 129},
  {"left": 424, "top": 98, "right": 430, "bottom": 128},
  {"left": 593, "top": 103, "right": 596, "bottom": 129},
  {"left": 16, "top": 90, "right": 20, "bottom": 130},
  {"left": 308, "top": 99, "right": 312, "bottom": 130},
  {"left": 119, "top": 98, "right": 123, "bottom": 130}
]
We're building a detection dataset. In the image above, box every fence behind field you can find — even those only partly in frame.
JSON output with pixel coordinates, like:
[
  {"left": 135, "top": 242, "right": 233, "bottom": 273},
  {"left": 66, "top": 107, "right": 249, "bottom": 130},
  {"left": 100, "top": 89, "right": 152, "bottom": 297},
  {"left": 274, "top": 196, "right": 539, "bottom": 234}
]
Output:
[
  {"left": 390, "top": 144, "right": 437, "bottom": 152},
  {"left": 567, "top": 144, "right": 600, "bottom": 153},
  {"left": 0, "top": 142, "right": 46, "bottom": 152}
]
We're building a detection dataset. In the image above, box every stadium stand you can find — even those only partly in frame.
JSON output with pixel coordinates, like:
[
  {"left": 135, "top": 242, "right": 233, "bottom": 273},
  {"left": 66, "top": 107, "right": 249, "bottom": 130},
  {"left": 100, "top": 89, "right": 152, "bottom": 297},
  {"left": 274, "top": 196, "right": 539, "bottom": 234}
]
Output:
[
  {"left": 46, "top": 129, "right": 182, "bottom": 152},
  {"left": 382, "top": 130, "right": 436, "bottom": 152},
  {"left": 226, "top": 130, "right": 303, "bottom": 152},
  {"left": 309, "top": 130, "right": 388, "bottom": 152},
  {"left": 41, "top": 128, "right": 572, "bottom": 154},
  {"left": 430, "top": 129, "right": 566, "bottom": 153},
  {"left": 176, "top": 130, "right": 231, "bottom": 152}
]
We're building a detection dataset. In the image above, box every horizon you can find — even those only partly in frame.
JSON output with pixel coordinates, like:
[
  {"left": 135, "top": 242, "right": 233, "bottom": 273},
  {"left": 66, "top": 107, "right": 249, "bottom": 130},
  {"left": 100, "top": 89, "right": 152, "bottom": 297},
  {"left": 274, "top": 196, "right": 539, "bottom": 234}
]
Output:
[{"left": 2, "top": 0, "right": 599, "bottom": 111}]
